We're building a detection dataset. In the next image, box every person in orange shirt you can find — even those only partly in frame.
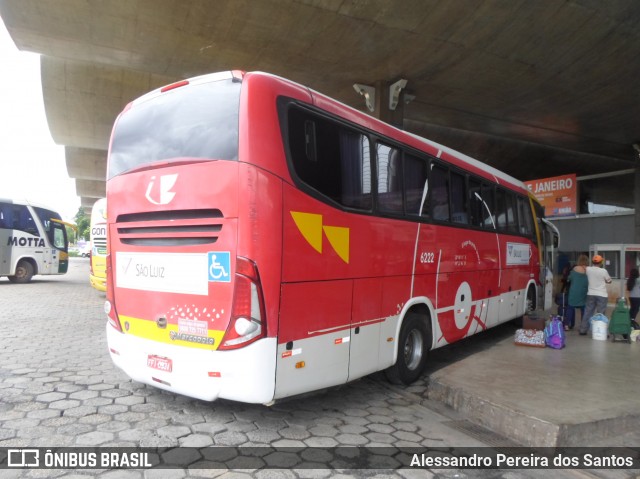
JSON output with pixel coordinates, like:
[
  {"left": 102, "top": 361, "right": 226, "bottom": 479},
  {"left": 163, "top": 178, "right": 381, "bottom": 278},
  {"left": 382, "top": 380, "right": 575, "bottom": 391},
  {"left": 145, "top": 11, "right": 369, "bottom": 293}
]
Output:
[{"left": 579, "top": 255, "right": 612, "bottom": 335}]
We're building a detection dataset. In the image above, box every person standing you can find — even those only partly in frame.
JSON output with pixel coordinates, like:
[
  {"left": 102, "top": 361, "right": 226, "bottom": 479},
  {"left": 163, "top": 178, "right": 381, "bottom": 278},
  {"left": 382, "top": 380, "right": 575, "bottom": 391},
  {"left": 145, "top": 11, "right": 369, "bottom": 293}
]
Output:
[
  {"left": 560, "top": 263, "right": 571, "bottom": 294},
  {"left": 579, "top": 255, "right": 612, "bottom": 335},
  {"left": 565, "top": 254, "right": 589, "bottom": 331},
  {"left": 627, "top": 268, "right": 640, "bottom": 329}
]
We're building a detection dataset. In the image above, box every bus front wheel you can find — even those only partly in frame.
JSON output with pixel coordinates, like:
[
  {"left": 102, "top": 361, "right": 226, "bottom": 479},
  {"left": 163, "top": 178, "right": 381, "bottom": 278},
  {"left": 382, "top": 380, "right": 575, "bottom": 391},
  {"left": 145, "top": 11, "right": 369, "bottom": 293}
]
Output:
[
  {"left": 8, "top": 260, "right": 34, "bottom": 284},
  {"left": 385, "top": 313, "right": 430, "bottom": 385},
  {"left": 526, "top": 285, "right": 537, "bottom": 313}
]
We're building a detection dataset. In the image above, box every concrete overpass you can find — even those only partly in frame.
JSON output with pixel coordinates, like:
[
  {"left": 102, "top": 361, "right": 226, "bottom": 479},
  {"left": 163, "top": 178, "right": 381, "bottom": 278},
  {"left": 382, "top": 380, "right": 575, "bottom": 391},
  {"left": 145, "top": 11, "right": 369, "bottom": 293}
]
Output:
[{"left": 1, "top": 0, "right": 639, "bottom": 214}]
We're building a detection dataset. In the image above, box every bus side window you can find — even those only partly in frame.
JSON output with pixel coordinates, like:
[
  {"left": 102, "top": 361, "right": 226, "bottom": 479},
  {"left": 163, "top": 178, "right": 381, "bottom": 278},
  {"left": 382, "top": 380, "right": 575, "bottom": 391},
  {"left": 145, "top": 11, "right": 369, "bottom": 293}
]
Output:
[
  {"left": 482, "top": 184, "right": 495, "bottom": 228},
  {"left": 518, "top": 196, "right": 534, "bottom": 236},
  {"left": 376, "top": 143, "right": 403, "bottom": 215},
  {"left": 13, "top": 205, "right": 39, "bottom": 236},
  {"left": 304, "top": 120, "right": 317, "bottom": 163},
  {"left": 495, "top": 189, "right": 507, "bottom": 230},
  {"left": 404, "top": 154, "right": 428, "bottom": 217},
  {"left": 450, "top": 171, "right": 468, "bottom": 224},
  {"left": 506, "top": 193, "right": 519, "bottom": 234},
  {"left": 287, "top": 107, "right": 372, "bottom": 211},
  {"left": 468, "top": 178, "right": 482, "bottom": 227},
  {"left": 339, "top": 130, "right": 372, "bottom": 210},
  {"left": 429, "top": 165, "right": 450, "bottom": 222},
  {"left": 0, "top": 203, "right": 6, "bottom": 229}
]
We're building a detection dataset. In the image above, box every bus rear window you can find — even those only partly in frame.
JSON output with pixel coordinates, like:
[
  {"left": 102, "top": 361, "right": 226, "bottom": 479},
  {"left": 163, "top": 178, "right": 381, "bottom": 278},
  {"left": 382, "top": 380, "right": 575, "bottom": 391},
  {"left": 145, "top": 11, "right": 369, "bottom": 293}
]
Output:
[{"left": 108, "top": 78, "right": 241, "bottom": 179}]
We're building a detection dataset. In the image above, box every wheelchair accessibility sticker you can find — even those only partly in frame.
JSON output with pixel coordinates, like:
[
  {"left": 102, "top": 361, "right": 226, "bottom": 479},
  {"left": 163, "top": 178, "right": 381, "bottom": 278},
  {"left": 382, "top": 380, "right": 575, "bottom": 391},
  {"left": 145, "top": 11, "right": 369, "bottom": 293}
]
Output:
[{"left": 208, "top": 252, "right": 231, "bottom": 282}]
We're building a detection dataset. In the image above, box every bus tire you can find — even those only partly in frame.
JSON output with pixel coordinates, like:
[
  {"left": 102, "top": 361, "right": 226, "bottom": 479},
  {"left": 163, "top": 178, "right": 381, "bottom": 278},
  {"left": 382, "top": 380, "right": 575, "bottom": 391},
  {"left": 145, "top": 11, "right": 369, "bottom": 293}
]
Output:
[
  {"left": 385, "top": 312, "right": 430, "bottom": 385},
  {"left": 526, "top": 285, "right": 537, "bottom": 313},
  {"left": 8, "top": 260, "right": 34, "bottom": 284},
  {"left": 514, "top": 285, "right": 537, "bottom": 327}
]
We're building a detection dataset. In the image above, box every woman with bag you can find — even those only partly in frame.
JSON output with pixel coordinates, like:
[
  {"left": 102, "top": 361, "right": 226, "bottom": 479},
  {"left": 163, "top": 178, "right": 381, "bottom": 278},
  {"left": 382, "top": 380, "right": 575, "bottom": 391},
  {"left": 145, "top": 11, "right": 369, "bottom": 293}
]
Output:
[{"left": 565, "top": 254, "right": 589, "bottom": 331}]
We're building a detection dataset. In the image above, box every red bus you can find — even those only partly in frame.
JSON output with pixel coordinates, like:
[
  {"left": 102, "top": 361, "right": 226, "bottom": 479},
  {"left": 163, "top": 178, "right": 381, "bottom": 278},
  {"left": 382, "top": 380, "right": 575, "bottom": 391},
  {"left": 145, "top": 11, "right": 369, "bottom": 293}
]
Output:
[{"left": 105, "top": 71, "right": 558, "bottom": 404}]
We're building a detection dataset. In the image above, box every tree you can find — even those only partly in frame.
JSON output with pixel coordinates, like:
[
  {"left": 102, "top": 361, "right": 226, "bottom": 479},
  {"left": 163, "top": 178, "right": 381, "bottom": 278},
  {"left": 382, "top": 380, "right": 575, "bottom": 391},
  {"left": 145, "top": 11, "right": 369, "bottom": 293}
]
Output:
[
  {"left": 74, "top": 207, "right": 90, "bottom": 241},
  {"left": 65, "top": 225, "right": 76, "bottom": 244}
]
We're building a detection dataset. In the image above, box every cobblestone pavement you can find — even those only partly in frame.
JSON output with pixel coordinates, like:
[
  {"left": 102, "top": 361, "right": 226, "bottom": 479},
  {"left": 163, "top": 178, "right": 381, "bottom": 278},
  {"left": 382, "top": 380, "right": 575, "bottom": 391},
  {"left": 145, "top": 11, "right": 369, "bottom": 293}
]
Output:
[{"left": 0, "top": 259, "right": 632, "bottom": 479}]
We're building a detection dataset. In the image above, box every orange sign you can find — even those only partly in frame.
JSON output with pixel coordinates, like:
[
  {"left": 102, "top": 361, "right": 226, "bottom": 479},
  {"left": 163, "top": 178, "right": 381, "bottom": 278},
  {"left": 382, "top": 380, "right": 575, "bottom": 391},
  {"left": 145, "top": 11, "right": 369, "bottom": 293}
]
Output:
[{"left": 525, "top": 174, "right": 577, "bottom": 217}]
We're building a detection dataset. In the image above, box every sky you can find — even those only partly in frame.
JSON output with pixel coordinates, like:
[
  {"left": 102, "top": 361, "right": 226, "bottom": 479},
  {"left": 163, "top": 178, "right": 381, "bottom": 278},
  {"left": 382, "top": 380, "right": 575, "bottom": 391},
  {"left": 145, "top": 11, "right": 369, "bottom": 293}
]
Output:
[{"left": 0, "top": 17, "right": 80, "bottom": 223}]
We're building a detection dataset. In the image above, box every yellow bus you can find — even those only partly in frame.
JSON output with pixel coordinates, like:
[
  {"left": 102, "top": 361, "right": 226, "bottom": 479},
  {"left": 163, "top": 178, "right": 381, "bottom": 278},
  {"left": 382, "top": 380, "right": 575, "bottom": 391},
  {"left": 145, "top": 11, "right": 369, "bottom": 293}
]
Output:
[{"left": 89, "top": 198, "right": 107, "bottom": 291}]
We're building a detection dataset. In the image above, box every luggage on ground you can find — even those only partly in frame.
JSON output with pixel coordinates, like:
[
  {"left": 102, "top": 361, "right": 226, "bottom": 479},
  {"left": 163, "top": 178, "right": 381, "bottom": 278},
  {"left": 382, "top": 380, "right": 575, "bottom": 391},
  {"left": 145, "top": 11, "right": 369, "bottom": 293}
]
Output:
[
  {"left": 609, "top": 298, "right": 631, "bottom": 343},
  {"left": 544, "top": 316, "right": 566, "bottom": 349},
  {"left": 515, "top": 328, "right": 546, "bottom": 348}
]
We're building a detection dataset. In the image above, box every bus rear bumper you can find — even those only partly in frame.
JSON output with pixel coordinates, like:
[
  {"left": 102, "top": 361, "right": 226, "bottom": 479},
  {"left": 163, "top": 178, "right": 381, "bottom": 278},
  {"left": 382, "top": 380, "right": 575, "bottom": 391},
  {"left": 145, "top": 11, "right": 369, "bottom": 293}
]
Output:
[
  {"left": 106, "top": 323, "right": 277, "bottom": 404},
  {"left": 89, "top": 274, "right": 106, "bottom": 292}
]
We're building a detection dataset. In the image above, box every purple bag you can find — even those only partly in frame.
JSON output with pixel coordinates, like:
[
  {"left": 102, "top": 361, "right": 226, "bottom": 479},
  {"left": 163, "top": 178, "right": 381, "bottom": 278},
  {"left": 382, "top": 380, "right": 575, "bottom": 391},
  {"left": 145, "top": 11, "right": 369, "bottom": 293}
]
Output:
[{"left": 544, "top": 316, "right": 566, "bottom": 349}]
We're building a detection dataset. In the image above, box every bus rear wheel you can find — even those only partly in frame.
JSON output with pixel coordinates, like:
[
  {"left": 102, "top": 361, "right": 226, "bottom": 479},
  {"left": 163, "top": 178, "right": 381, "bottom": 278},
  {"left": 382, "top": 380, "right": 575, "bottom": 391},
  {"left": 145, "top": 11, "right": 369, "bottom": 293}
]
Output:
[
  {"left": 385, "top": 313, "right": 430, "bottom": 385},
  {"left": 8, "top": 260, "right": 34, "bottom": 284}
]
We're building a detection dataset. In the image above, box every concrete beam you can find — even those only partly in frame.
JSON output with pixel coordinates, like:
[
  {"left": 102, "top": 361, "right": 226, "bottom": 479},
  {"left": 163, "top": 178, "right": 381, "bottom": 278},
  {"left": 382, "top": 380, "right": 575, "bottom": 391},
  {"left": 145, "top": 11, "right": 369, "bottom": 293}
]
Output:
[
  {"left": 2, "top": 0, "right": 640, "bottom": 209},
  {"left": 41, "top": 56, "right": 175, "bottom": 150},
  {"left": 66, "top": 147, "right": 107, "bottom": 181},
  {"left": 75, "top": 179, "right": 105, "bottom": 200}
]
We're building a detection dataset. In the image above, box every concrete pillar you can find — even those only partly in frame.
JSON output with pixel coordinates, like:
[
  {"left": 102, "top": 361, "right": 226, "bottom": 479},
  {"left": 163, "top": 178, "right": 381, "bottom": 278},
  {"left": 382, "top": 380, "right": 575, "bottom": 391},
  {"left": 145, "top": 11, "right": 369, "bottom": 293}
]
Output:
[
  {"left": 373, "top": 80, "right": 406, "bottom": 129},
  {"left": 355, "top": 80, "right": 409, "bottom": 129},
  {"left": 81, "top": 197, "right": 99, "bottom": 215}
]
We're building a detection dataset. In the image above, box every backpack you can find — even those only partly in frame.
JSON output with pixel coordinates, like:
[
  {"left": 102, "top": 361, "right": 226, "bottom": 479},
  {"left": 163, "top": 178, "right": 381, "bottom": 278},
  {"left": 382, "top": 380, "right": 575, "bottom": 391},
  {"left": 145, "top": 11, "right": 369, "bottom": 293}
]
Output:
[{"left": 544, "top": 316, "right": 566, "bottom": 349}]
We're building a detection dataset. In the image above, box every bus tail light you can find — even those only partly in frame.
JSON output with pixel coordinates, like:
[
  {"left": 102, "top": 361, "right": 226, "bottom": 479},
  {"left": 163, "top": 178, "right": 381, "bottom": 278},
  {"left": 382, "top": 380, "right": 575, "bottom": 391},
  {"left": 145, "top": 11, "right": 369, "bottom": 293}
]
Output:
[
  {"left": 219, "top": 257, "right": 266, "bottom": 350},
  {"left": 105, "top": 254, "right": 123, "bottom": 332}
]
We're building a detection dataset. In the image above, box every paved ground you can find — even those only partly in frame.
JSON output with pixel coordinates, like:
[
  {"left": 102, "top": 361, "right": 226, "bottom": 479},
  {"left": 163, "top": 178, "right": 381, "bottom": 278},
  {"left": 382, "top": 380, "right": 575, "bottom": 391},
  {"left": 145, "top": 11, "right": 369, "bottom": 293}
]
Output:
[{"left": 0, "top": 258, "right": 634, "bottom": 478}]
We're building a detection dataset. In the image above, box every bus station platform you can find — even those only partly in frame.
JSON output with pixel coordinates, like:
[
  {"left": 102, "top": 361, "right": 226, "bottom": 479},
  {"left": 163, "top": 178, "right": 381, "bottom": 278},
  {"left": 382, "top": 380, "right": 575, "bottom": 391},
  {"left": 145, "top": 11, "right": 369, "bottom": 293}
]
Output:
[{"left": 420, "top": 320, "right": 640, "bottom": 448}]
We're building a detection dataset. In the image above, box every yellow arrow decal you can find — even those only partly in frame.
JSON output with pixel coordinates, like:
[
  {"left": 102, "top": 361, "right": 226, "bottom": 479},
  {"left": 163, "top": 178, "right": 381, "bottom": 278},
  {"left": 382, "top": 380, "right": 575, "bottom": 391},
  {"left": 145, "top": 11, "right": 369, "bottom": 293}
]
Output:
[
  {"left": 291, "top": 211, "right": 350, "bottom": 264},
  {"left": 323, "top": 226, "right": 350, "bottom": 264},
  {"left": 291, "top": 211, "right": 323, "bottom": 254}
]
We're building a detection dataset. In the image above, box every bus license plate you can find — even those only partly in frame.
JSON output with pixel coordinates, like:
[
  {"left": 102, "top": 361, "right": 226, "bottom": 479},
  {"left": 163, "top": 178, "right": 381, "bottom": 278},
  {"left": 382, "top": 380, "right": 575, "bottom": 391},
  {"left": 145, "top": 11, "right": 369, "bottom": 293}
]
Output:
[{"left": 147, "top": 355, "right": 172, "bottom": 373}]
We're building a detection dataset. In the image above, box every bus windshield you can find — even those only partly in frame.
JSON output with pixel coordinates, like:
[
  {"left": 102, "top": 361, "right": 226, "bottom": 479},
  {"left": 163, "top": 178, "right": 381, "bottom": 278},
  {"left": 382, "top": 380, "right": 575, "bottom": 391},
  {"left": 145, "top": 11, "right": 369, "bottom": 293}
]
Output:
[
  {"left": 32, "top": 207, "right": 67, "bottom": 251},
  {"left": 108, "top": 77, "right": 241, "bottom": 179}
]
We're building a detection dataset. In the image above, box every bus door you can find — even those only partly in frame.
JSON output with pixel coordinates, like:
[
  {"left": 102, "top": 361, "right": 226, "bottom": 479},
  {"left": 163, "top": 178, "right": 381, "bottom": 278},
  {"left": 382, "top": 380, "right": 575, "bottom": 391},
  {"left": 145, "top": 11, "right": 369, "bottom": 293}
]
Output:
[
  {"left": 41, "top": 216, "right": 70, "bottom": 274},
  {"left": 43, "top": 226, "right": 58, "bottom": 275},
  {"left": 541, "top": 219, "right": 559, "bottom": 311},
  {"left": 44, "top": 247, "right": 58, "bottom": 275}
]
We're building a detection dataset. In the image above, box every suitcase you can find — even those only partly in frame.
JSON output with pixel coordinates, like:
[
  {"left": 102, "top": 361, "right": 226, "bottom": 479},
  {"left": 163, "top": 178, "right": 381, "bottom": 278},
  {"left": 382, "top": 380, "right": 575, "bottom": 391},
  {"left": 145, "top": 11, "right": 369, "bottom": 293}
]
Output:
[
  {"left": 523, "top": 314, "right": 545, "bottom": 331},
  {"left": 514, "top": 329, "right": 545, "bottom": 348},
  {"left": 609, "top": 298, "right": 631, "bottom": 343}
]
